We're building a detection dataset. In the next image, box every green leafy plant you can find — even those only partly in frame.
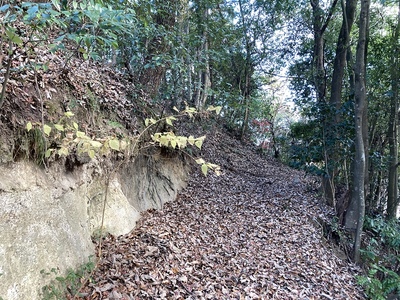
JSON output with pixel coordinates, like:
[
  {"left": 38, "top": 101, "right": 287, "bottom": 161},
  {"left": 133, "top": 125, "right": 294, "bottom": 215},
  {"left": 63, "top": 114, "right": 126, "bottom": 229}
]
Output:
[
  {"left": 26, "top": 105, "right": 222, "bottom": 176},
  {"left": 357, "top": 264, "right": 400, "bottom": 300},
  {"left": 358, "top": 216, "right": 400, "bottom": 299},
  {"left": 40, "top": 258, "right": 95, "bottom": 300},
  {"left": 26, "top": 111, "right": 126, "bottom": 160}
]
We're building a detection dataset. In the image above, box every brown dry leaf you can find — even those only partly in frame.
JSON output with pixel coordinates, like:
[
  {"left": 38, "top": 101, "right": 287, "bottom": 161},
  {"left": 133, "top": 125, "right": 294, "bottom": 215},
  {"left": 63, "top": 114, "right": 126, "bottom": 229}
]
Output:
[{"left": 76, "top": 126, "right": 366, "bottom": 300}]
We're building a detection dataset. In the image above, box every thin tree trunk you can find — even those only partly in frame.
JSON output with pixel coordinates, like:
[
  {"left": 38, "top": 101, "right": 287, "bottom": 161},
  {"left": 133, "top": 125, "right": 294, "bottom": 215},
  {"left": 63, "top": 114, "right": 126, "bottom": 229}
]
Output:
[
  {"left": 330, "top": 0, "right": 357, "bottom": 116},
  {"left": 238, "top": 0, "right": 253, "bottom": 139},
  {"left": 194, "top": 5, "right": 210, "bottom": 111},
  {"left": 347, "top": 0, "right": 370, "bottom": 264},
  {"left": 310, "top": 0, "right": 339, "bottom": 205},
  {"left": 310, "top": 0, "right": 339, "bottom": 103},
  {"left": 387, "top": 0, "right": 400, "bottom": 220}
]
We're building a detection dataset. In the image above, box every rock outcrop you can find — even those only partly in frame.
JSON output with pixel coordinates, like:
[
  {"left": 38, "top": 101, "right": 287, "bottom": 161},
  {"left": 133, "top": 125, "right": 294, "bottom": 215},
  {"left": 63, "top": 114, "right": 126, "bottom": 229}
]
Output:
[{"left": 0, "top": 154, "right": 188, "bottom": 300}]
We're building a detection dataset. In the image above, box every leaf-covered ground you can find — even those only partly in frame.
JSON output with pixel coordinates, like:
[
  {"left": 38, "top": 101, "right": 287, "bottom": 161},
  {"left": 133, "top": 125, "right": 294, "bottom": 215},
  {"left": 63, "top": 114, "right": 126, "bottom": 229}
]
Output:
[{"left": 79, "top": 128, "right": 365, "bottom": 300}]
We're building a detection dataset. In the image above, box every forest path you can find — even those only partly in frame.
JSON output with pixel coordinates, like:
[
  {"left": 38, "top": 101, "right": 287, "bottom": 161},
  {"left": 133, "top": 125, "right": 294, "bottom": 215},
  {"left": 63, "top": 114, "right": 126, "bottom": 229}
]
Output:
[{"left": 80, "top": 128, "right": 365, "bottom": 299}]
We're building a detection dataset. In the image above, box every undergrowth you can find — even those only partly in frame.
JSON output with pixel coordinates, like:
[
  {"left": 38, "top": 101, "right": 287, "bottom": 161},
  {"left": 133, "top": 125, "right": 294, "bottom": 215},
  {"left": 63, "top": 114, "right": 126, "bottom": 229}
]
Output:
[
  {"left": 40, "top": 258, "right": 95, "bottom": 300},
  {"left": 357, "top": 216, "right": 400, "bottom": 299}
]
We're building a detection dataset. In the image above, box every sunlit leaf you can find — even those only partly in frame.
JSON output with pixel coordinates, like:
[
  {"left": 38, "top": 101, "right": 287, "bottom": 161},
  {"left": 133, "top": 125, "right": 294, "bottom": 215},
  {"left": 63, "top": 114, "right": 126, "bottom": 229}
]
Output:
[
  {"left": 54, "top": 124, "right": 64, "bottom": 131},
  {"left": 201, "top": 164, "right": 208, "bottom": 176},
  {"left": 90, "top": 140, "right": 103, "bottom": 148},
  {"left": 166, "top": 117, "right": 173, "bottom": 126},
  {"left": 188, "top": 136, "right": 195, "bottom": 145},
  {"left": 194, "top": 140, "right": 203, "bottom": 149},
  {"left": 195, "top": 158, "right": 205, "bottom": 165},
  {"left": 65, "top": 111, "right": 74, "bottom": 118},
  {"left": 58, "top": 147, "right": 69, "bottom": 156},
  {"left": 160, "top": 136, "right": 169, "bottom": 147},
  {"left": 43, "top": 124, "right": 52, "bottom": 136},
  {"left": 170, "top": 139, "right": 177, "bottom": 149},
  {"left": 88, "top": 149, "right": 95, "bottom": 159},
  {"left": 45, "top": 149, "right": 53, "bottom": 158},
  {"left": 109, "top": 139, "right": 120, "bottom": 151},
  {"left": 26, "top": 122, "right": 32, "bottom": 132},
  {"left": 76, "top": 131, "right": 86, "bottom": 138}
]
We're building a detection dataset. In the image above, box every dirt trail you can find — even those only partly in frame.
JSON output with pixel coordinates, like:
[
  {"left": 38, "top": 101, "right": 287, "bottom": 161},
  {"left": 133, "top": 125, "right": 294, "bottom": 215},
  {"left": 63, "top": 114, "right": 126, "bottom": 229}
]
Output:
[{"left": 79, "top": 128, "right": 365, "bottom": 299}]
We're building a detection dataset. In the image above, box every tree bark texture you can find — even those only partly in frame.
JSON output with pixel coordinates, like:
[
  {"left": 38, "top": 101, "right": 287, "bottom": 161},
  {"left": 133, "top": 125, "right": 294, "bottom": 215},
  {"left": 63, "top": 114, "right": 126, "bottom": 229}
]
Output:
[
  {"left": 330, "top": 0, "right": 357, "bottom": 116},
  {"left": 346, "top": 0, "right": 370, "bottom": 264},
  {"left": 193, "top": 3, "right": 211, "bottom": 111}
]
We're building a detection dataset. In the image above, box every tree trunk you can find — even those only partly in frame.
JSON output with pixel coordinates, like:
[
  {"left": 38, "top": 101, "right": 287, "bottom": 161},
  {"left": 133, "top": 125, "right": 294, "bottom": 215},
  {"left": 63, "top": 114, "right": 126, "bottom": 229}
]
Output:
[
  {"left": 345, "top": 0, "right": 370, "bottom": 264},
  {"left": 324, "top": 0, "right": 358, "bottom": 208},
  {"left": 194, "top": 6, "right": 210, "bottom": 111},
  {"left": 310, "top": 0, "right": 339, "bottom": 205},
  {"left": 330, "top": 0, "right": 357, "bottom": 116},
  {"left": 238, "top": 0, "right": 254, "bottom": 140},
  {"left": 310, "top": 0, "right": 338, "bottom": 103},
  {"left": 138, "top": 1, "right": 178, "bottom": 99},
  {"left": 387, "top": 0, "right": 400, "bottom": 220}
]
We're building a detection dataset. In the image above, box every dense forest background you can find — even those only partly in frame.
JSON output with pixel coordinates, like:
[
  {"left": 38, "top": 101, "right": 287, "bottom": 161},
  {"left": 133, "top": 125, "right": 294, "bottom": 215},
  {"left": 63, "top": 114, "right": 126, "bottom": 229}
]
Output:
[{"left": 1, "top": 0, "right": 400, "bottom": 298}]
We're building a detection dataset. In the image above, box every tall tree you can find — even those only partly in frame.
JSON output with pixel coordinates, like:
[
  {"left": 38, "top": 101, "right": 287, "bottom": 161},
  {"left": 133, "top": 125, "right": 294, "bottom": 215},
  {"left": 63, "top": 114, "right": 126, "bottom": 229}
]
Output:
[
  {"left": 193, "top": 0, "right": 212, "bottom": 111},
  {"left": 387, "top": 0, "right": 400, "bottom": 220},
  {"left": 346, "top": 0, "right": 371, "bottom": 263},
  {"left": 309, "top": 0, "right": 339, "bottom": 206}
]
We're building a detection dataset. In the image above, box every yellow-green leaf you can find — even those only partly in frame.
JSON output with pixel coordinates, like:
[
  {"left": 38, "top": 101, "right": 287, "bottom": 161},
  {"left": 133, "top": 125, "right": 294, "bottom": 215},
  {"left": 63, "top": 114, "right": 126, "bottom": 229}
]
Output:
[
  {"left": 215, "top": 106, "right": 222, "bottom": 114},
  {"left": 54, "top": 124, "right": 64, "bottom": 131},
  {"left": 88, "top": 149, "right": 95, "bottom": 159},
  {"left": 145, "top": 118, "right": 150, "bottom": 127},
  {"left": 90, "top": 140, "right": 103, "bottom": 148},
  {"left": 176, "top": 136, "right": 187, "bottom": 149},
  {"left": 173, "top": 106, "right": 179, "bottom": 112},
  {"left": 58, "top": 147, "right": 69, "bottom": 156},
  {"left": 188, "top": 136, "right": 195, "bottom": 145},
  {"left": 45, "top": 149, "right": 53, "bottom": 158},
  {"left": 201, "top": 164, "right": 208, "bottom": 176},
  {"left": 195, "top": 158, "right": 205, "bottom": 165},
  {"left": 109, "top": 139, "right": 120, "bottom": 151},
  {"left": 73, "top": 122, "right": 79, "bottom": 130},
  {"left": 65, "top": 111, "right": 74, "bottom": 118},
  {"left": 26, "top": 121, "right": 32, "bottom": 132},
  {"left": 160, "top": 136, "right": 169, "bottom": 147},
  {"left": 43, "top": 124, "right": 52, "bottom": 136},
  {"left": 194, "top": 139, "right": 203, "bottom": 149},
  {"left": 170, "top": 139, "right": 177, "bottom": 149},
  {"left": 76, "top": 131, "right": 86, "bottom": 138},
  {"left": 165, "top": 116, "right": 177, "bottom": 126},
  {"left": 166, "top": 117, "right": 173, "bottom": 126}
]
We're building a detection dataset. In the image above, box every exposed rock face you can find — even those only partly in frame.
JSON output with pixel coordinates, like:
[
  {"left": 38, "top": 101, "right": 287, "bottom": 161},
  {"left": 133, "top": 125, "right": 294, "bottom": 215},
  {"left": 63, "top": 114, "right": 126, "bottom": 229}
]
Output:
[{"left": 0, "top": 154, "right": 188, "bottom": 300}]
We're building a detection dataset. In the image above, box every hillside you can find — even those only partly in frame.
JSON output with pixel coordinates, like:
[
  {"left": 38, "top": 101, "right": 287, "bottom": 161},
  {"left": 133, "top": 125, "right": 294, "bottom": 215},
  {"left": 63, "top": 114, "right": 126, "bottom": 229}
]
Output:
[{"left": 76, "top": 127, "right": 366, "bottom": 299}]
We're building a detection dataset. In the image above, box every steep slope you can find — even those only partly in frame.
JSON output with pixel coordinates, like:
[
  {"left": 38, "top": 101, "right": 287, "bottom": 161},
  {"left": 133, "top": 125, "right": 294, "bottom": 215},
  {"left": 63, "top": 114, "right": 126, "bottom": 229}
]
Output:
[{"left": 78, "top": 125, "right": 365, "bottom": 299}]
